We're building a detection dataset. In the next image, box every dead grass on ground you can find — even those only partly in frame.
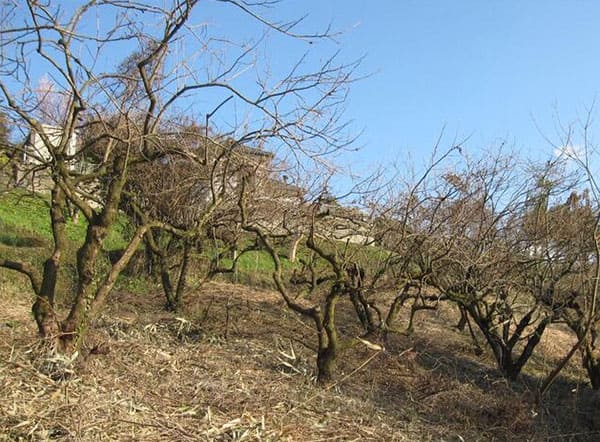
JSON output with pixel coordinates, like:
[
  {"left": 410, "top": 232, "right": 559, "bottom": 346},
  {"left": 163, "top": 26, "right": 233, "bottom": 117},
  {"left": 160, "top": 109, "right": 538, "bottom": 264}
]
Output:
[{"left": 1, "top": 282, "right": 600, "bottom": 441}]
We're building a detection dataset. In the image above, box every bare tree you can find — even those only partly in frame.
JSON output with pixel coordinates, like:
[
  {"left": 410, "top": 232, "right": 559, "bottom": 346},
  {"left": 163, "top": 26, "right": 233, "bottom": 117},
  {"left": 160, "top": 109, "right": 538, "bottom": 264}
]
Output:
[
  {"left": 240, "top": 193, "right": 339, "bottom": 382},
  {"left": 0, "top": 0, "right": 357, "bottom": 350},
  {"left": 238, "top": 143, "right": 472, "bottom": 383},
  {"left": 535, "top": 113, "right": 600, "bottom": 395},
  {"left": 420, "top": 154, "right": 581, "bottom": 381},
  {"left": 345, "top": 145, "right": 463, "bottom": 340},
  {"left": 538, "top": 190, "right": 600, "bottom": 388},
  {"left": 126, "top": 121, "right": 273, "bottom": 311}
]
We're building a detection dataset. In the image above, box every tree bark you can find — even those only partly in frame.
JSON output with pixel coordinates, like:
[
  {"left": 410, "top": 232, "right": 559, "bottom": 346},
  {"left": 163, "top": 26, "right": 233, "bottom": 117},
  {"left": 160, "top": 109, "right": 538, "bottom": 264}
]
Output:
[
  {"left": 581, "top": 340, "right": 600, "bottom": 390},
  {"left": 316, "top": 291, "right": 340, "bottom": 384},
  {"left": 61, "top": 156, "right": 126, "bottom": 347},
  {"left": 33, "top": 183, "right": 67, "bottom": 339}
]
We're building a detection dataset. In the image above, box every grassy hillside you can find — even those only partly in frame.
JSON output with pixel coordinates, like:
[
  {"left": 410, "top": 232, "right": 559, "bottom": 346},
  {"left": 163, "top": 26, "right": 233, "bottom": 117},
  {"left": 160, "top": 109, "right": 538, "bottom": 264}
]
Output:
[
  {"left": 0, "top": 189, "right": 127, "bottom": 250},
  {"left": 0, "top": 189, "right": 387, "bottom": 290},
  {"left": 0, "top": 189, "right": 145, "bottom": 299}
]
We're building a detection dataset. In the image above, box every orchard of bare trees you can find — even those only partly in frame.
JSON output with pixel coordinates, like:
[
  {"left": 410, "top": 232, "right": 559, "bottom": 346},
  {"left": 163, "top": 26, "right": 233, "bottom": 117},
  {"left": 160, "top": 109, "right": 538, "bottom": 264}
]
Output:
[{"left": 1, "top": 1, "right": 600, "bottom": 421}]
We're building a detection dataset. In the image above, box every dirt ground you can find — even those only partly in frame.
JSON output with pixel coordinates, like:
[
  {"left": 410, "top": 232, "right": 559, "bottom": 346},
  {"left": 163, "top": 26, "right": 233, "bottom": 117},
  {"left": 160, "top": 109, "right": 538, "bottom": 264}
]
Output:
[{"left": 1, "top": 282, "right": 600, "bottom": 441}]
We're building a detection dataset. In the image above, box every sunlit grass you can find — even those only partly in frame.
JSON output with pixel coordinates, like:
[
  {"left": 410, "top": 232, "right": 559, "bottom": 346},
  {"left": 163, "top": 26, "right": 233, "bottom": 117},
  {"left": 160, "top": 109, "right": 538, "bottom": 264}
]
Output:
[{"left": 0, "top": 188, "right": 128, "bottom": 250}]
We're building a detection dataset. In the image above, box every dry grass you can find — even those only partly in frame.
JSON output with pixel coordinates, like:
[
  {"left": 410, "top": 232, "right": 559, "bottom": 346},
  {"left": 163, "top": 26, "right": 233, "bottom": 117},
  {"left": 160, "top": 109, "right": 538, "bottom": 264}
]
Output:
[{"left": 1, "top": 282, "right": 600, "bottom": 441}]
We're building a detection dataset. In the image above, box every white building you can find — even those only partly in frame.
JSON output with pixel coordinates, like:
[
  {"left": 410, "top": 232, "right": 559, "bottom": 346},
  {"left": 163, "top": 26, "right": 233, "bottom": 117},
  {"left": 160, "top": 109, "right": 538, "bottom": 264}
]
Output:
[{"left": 23, "top": 124, "right": 78, "bottom": 167}]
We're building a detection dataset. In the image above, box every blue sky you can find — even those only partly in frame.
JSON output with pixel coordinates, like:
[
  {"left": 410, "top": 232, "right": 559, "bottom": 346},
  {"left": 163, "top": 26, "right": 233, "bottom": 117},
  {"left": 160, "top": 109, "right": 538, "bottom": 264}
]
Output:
[
  {"left": 10, "top": 1, "right": 600, "bottom": 183},
  {"left": 265, "top": 1, "right": 600, "bottom": 175}
]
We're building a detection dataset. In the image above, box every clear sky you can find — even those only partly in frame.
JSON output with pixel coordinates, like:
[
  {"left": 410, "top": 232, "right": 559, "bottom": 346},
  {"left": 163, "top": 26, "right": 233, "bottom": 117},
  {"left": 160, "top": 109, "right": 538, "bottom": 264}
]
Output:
[
  {"left": 261, "top": 0, "right": 600, "bottom": 177},
  {"left": 9, "top": 1, "right": 600, "bottom": 184}
]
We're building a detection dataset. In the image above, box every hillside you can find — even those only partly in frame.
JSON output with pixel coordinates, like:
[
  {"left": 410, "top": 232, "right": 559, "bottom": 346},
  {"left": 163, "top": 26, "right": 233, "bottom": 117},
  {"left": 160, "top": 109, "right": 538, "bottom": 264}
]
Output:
[
  {"left": 4, "top": 2, "right": 600, "bottom": 440},
  {"left": 1, "top": 187, "right": 600, "bottom": 440},
  {"left": 1, "top": 277, "right": 599, "bottom": 441}
]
